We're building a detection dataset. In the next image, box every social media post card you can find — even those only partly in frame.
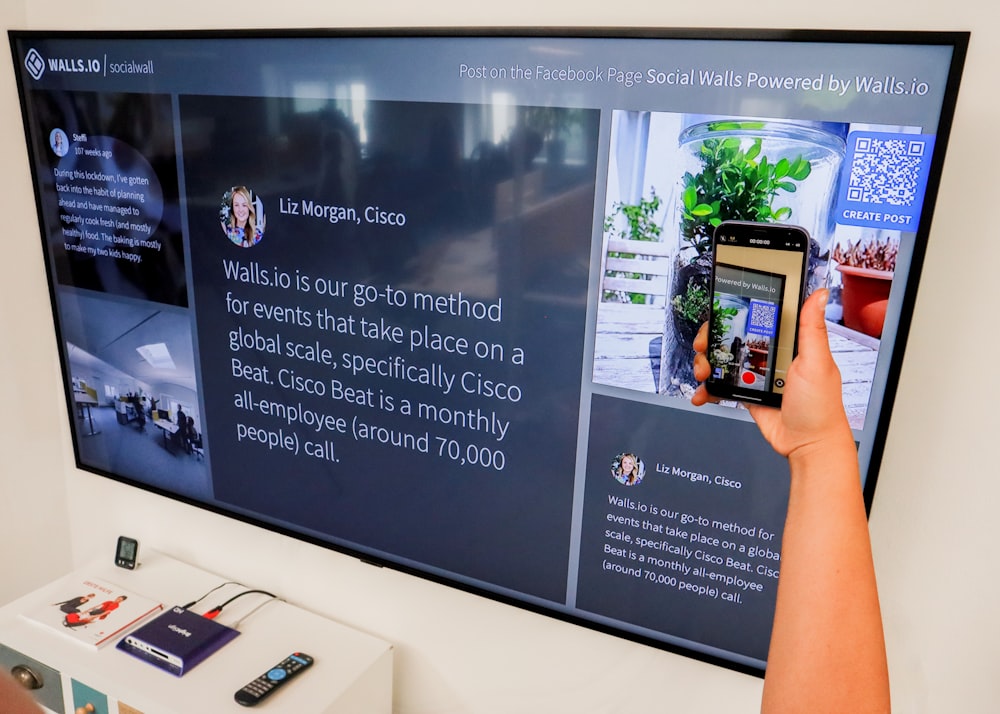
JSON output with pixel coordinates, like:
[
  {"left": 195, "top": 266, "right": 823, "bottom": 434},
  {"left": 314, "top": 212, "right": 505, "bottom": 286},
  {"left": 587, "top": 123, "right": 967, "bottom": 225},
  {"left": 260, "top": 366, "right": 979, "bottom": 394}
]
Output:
[
  {"left": 27, "top": 90, "right": 187, "bottom": 306},
  {"left": 593, "top": 112, "right": 929, "bottom": 431},
  {"left": 592, "top": 111, "right": 846, "bottom": 404},
  {"left": 574, "top": 394, "right": 790, "bottom": 661},
  {"left": 174, "top": 93, "right": 602, "bottom": 601}
]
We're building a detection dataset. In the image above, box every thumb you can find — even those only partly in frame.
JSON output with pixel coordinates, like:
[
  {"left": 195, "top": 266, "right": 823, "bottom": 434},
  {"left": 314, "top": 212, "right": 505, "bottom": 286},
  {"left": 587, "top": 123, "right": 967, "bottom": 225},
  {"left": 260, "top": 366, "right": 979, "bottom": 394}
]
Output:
[{"left": 793, "top": 288, "right": 830, "bottom": 362}]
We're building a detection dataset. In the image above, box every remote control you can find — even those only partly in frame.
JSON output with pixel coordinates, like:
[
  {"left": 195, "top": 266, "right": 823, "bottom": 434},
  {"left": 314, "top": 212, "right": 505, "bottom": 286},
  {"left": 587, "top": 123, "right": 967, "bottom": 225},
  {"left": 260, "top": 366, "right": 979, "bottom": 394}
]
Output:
[{"left": 234, "top": 652, "right": 314, "bottom": 707}]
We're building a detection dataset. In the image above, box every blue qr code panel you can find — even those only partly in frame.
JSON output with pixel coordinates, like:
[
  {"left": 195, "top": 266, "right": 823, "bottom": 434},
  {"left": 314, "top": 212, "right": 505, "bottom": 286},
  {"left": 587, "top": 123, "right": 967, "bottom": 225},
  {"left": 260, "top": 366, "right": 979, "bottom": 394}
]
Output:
[
  {"left": 835, "top": 131, "right": 936, "bottom": 232},
  {"left": 747, "top": 299, "right": 778, "bottom": 338},
  {"left": 848, "top": 136, "right": 925, "bottom": 206}
]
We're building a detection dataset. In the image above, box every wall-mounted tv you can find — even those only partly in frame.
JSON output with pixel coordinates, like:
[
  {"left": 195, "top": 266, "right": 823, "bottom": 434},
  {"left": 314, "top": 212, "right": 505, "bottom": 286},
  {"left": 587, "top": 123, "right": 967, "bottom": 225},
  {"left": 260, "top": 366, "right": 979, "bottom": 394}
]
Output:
[{"left": 9, "top": 28, "right": 967, "bottom": 673}]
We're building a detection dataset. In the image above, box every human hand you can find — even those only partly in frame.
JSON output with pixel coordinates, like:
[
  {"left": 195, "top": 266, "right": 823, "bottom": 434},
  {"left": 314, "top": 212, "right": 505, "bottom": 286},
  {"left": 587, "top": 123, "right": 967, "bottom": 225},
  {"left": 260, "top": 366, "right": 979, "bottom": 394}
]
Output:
[{"left": 692, "top": 289, "right": 853, "bottom": 459}]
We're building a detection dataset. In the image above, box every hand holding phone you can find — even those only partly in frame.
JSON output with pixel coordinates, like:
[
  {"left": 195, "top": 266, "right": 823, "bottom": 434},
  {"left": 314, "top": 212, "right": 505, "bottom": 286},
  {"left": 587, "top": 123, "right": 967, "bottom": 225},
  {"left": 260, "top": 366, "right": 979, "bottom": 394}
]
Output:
[{"left": 704, "top": 221, "right": 810, "bottom": 407}]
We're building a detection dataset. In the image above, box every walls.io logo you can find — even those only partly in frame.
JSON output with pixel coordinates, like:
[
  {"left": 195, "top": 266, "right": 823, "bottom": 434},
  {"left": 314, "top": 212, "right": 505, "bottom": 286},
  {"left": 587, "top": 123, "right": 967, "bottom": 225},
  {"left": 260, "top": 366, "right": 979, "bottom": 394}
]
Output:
[{"left": 24, "top": 48, "right": 45, "bottom": 80}]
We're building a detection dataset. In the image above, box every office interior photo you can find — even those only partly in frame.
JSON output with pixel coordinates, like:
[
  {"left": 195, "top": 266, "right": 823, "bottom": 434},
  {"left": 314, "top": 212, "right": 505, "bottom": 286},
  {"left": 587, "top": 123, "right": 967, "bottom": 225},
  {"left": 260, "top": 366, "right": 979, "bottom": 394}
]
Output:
[{"left": 62, "top": 292, "right": 209, "bottom": 499}]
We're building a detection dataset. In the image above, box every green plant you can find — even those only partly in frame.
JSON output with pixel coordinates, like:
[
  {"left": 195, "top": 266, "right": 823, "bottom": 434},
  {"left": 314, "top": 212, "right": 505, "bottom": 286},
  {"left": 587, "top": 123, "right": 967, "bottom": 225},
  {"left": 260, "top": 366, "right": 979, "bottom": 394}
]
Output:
[
  {"left": 709, "top": 298, "right": 739, "bottom": 354},
  {"left": 604, "top": 191, "right": 663, "bottom": 243},
  {"left": 602, "top": 190, "right": 664, "bottom": 304},
  {"left": 672, "top": 125, "right": 812, "bottom": 326},
  {"left": 670, "top": 281, "right": 709, "bottom": 325},
  {"left": 679, "top": 126, "right": 813, "bottom": 258}
]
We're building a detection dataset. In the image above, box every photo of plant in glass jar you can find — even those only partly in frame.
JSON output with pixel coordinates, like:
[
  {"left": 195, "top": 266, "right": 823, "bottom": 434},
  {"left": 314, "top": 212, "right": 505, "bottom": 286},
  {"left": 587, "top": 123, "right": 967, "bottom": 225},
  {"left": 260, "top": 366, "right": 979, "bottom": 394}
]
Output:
[{"left": 659, "top": 120, "right": 844, "bottom": 396}]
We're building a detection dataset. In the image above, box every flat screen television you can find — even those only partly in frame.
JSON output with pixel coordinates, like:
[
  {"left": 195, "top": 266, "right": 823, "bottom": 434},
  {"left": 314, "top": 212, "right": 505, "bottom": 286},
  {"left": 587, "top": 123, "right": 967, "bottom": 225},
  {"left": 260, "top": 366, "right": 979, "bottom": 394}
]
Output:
[{"left": 9, "top": 28, "right": 967, "bottom": 674}]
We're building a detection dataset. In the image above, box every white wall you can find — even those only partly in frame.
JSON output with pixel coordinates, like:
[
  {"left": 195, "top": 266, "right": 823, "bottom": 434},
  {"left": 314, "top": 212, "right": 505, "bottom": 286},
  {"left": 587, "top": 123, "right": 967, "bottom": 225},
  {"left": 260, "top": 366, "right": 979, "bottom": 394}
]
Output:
[
  {"left": 0, "top": 0, "right": 74, "bottom": 604},
  {"left": 2, "top": 2, "right": 997, "bottom": 712}
]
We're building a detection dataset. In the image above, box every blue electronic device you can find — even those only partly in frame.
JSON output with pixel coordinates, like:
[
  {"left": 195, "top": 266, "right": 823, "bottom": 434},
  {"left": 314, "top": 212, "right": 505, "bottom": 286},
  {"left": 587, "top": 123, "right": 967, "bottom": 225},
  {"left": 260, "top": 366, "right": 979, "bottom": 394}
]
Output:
[{"left": 116, "top": 607, "right": 240, "bottom": 676}]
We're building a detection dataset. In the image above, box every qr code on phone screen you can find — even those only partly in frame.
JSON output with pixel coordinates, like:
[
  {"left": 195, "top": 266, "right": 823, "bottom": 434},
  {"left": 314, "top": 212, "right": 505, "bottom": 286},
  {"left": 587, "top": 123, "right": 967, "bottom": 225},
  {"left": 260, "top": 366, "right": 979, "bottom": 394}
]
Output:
[
  {"left": 846, "top": 136, "right": 927, "bottom": 207},
  {"left": 749, "top": 301, "right": 778, "bottom": 335}
]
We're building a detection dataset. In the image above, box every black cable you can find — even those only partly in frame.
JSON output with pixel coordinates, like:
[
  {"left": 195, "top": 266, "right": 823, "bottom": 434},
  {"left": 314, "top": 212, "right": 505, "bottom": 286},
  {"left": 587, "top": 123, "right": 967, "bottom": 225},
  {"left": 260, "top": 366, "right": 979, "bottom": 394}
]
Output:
[
  {"left": 178, "top": 580, "right": 244, "bottom": 610},
  {"left": 203, "top": 589, "right": 277, "bottom": 620}
]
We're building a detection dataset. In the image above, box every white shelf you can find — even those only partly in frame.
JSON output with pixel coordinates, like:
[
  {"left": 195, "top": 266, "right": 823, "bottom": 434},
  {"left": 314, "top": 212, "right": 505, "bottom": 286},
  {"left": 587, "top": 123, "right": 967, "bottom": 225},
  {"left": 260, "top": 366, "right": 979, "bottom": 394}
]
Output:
[{"left": 0, "top": 550, "right": 392, "bottom": 714}]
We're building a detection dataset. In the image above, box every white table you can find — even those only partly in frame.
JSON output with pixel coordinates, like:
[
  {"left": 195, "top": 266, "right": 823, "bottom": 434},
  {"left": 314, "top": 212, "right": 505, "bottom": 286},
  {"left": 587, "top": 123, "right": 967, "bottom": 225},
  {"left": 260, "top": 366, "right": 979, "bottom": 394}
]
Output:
[{"left": 0, "top": 550, "right": 393, "bottom": 714}]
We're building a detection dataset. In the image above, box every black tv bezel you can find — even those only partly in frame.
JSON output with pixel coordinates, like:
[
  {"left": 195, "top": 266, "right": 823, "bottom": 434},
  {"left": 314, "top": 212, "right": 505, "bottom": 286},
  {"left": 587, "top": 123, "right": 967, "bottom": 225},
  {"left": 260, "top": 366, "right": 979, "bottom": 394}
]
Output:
[{"left": 9, "top": 26, "right": 969, "bottom": 676}]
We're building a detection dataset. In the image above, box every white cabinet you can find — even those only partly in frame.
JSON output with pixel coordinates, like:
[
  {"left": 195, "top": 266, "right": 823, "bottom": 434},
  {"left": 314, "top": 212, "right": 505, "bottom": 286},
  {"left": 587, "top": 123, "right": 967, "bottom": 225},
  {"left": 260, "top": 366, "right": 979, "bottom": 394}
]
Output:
[{"left": 0, "top": 551, "right": 392, "bottom": 714}]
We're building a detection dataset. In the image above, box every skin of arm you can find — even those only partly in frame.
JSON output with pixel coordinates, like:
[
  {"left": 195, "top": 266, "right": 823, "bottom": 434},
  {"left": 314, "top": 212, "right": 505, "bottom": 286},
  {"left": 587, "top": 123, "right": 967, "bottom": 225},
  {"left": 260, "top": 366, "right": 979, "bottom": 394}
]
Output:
[
  {"left": 0, "top": 672, "right": 44, "bottom": 714},
  {"left": 693, "top": 289, "right": 890, "bottom": 713}
]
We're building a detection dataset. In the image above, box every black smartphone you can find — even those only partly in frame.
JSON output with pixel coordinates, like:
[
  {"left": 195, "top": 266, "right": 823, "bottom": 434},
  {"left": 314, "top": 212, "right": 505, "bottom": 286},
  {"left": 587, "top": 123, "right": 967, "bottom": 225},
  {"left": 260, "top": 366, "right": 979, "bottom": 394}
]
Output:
[{"left": 705, "top": 221, "right": 810, "bottom": 407}]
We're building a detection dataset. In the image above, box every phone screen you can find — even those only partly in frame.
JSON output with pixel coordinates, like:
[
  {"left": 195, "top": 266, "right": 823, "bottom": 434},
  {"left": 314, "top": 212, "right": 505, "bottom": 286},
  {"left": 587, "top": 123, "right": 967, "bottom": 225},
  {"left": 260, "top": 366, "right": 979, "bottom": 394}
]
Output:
[{"left": 707, "top": 222, "right": 809, "bottom": 406}]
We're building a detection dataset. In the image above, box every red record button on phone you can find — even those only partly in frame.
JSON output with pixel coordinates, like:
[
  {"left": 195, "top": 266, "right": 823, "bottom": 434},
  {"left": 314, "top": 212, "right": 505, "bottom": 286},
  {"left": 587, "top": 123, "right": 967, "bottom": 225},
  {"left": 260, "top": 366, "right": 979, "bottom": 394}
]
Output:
[{"left": 741, "top": 372, "right": 756, "bottom": 385}]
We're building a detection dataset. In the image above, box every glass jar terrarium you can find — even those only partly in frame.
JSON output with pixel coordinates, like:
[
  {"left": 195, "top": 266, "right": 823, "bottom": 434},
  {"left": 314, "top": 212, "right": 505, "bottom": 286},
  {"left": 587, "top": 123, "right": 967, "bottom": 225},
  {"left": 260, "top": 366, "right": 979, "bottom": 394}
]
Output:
[{"left": 658, "top": 120, "right": 845, "bottom": 396}]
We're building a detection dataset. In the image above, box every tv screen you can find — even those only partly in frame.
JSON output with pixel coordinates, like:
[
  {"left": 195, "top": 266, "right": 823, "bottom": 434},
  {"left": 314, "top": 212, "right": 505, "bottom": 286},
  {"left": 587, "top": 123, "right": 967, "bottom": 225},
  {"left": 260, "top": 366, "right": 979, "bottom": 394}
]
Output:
[{"left": 9, "top": 28, "right": 967, "bottom": 673}]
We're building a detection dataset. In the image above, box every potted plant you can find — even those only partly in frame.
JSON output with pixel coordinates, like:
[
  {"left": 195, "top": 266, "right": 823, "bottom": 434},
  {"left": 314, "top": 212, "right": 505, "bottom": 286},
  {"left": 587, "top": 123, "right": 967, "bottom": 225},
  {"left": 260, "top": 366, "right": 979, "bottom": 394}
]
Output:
[
  {"left": 833, "top": 236, "right": 898, "bottom": 338},
  {"left": 660, "top": 121, "right": 822, "bottom": 393},
  {"left": 671, "top": 132, "right": 812, "bottom": 333}
]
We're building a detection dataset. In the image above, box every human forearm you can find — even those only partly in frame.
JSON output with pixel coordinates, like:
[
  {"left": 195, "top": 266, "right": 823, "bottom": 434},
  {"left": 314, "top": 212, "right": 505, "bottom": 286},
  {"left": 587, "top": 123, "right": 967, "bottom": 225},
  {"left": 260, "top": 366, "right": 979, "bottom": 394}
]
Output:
[
  {"left": 693, "top": 290, "right": 889, "bottom": 710},
  {"left": 761, "top": 436, "right": 889, "bottom": 713}
]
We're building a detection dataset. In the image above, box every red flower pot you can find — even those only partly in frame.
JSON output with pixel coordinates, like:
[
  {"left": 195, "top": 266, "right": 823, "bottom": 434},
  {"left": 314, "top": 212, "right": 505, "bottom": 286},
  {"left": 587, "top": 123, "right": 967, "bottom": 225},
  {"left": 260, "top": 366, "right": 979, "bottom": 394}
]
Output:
[{"left": 836, "top": 264, "right": 892, "bottom": 338}]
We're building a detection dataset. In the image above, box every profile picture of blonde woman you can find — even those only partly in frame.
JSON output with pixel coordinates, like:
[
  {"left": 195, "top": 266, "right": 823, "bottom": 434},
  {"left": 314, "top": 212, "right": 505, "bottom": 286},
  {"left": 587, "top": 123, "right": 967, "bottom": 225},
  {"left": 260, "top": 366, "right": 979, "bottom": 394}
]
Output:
[
  {"left": 50, "top": 127, "right": 69, "bottom": 157},
  {"left": 220, "top": 185, "right": 266, "bottom": 247},
  {"left": 611, "top": 452, "right": 645, "bottom": 486}
]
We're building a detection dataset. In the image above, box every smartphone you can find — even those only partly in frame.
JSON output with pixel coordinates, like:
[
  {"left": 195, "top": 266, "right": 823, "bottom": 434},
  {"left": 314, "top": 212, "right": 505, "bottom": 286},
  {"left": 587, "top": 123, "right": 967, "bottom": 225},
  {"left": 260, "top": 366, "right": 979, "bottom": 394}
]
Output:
[{"left": 705, "top": 221, "right": 810, "bottom": 407}]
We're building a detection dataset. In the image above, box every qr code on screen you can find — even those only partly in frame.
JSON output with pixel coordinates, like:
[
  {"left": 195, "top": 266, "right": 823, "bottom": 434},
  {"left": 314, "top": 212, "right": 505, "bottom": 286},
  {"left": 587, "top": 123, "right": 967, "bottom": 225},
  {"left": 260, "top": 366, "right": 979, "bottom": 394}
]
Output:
[
  {"left": 749, "top": 301, "right": 778, "bottom": 336},
  {"left": 847, "top": 137, "right": 927, "bottom": 207}
]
